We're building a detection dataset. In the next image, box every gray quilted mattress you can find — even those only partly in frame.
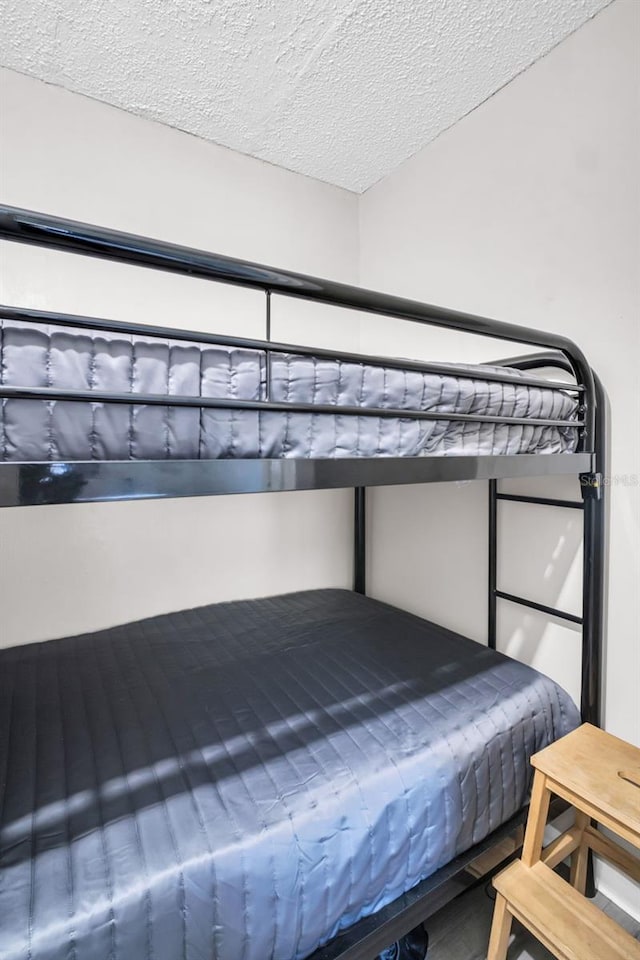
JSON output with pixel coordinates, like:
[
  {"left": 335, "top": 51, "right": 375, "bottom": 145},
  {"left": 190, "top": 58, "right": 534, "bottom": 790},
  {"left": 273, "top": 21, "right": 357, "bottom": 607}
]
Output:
[
  {"left": 0, "top": 589, "right": 580, "bottom": 960},
  {"left": 0, "top": 321, "right": 579, "bottom": 460}
]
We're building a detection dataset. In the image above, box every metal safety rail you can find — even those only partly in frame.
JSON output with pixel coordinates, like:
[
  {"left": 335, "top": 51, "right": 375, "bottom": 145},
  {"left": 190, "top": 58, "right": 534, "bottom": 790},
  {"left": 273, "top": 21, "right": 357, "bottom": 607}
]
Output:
[
  {"left": 0, "top": 203, "right": 598, "bottom": 449},
  {"left": 0, "top": 205, "right": 595, "bottom": 505}
]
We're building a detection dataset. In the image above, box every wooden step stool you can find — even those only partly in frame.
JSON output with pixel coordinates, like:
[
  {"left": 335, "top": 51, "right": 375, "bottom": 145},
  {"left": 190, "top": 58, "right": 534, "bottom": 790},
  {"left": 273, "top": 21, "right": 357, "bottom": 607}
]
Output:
[{"left": 488, "top": 723, "right": 640, "bottom": 960}]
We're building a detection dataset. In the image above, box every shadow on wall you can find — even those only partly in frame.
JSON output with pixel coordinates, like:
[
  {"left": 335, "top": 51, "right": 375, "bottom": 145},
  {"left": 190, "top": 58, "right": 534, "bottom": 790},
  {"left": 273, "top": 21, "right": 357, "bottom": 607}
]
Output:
[
  {"left": 368, "top": 472, "right": 593, "bottom": 710},
  {"left": 497, "top": 491, "right": 584, "bottom": 707},
  {"left": 498, "top": 377, "right": 612, "bottom": 717}
]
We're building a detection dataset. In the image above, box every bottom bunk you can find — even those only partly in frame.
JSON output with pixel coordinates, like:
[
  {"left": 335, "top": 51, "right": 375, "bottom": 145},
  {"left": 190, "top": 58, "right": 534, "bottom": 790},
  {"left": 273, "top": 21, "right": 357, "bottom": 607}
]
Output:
[{"left": 0, "top": 589, "right": 580, "bottom": 960}]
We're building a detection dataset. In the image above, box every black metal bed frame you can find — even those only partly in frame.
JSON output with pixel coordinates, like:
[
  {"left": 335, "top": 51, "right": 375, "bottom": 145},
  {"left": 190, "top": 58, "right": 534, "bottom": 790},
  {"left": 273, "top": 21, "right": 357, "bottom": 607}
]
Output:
[{"left": 0, "top": 205, "right": 606, "bottom": 960}]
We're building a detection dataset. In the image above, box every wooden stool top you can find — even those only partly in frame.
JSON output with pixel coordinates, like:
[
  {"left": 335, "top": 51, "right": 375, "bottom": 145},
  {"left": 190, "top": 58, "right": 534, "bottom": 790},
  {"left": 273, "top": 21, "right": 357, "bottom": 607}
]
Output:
[{"left": 531, "top": 723, "right": 640, "bottom": 845}]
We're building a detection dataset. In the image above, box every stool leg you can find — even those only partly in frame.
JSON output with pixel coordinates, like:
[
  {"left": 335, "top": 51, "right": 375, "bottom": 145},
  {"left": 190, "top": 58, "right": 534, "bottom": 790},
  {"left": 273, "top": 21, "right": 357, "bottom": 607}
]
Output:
[
  {"left": 584, "top": 848, "right": 597, "bottom": 898},
  {"left": 570, "top": 811, "right": 591, "bottom": 895},
  {"left": 522, "top": 771, "right": 551, "bottom": 867},
  {"left": 487, "top": 893, "right": 513, "bottom": 960}
]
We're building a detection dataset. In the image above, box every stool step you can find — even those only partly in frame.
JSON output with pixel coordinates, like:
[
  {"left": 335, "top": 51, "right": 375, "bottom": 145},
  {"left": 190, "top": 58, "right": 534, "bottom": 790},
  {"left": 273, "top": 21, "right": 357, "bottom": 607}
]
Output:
[{"left": 493, "top": 860, "right": 640, "bottom": 960}]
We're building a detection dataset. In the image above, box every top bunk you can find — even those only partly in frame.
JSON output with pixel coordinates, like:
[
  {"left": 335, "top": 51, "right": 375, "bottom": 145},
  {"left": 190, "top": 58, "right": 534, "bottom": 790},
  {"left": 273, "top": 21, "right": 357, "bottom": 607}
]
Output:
[{"left": 0, "top": 205, "right": 597, "bottom": 507}]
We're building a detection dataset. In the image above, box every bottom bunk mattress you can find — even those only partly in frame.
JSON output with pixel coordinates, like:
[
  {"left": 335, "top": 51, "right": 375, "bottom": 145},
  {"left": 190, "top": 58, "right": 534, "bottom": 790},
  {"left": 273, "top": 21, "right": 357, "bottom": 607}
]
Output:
[{"left": 0, "top": 589, "right": 580, "bottom": 960}]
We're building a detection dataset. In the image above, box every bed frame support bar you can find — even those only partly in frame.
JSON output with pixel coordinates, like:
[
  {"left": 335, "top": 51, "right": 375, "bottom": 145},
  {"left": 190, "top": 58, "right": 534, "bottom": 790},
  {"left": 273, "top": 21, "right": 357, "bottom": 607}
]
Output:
[
  {"left": 264, "top": 290, "right": 272, "bottom": 400},
  {"left": 488, "top": 480, "right": 498, "bottom": 650},
  {"left": 0, "top": 383, "right": 583, "bottom": 430},
  {"left": 354, "top": 487, "right": 366, "bottom": 595},
  {"left": 580, "top": 469, "right": 605, "bottom": 727}
]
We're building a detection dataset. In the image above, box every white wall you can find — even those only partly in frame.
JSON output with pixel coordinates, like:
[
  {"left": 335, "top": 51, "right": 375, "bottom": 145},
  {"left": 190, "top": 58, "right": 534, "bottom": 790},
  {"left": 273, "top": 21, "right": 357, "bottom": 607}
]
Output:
[
  {"left": 0, "top": 68, "right": 360, "bottom": 644},
  {"left": 359, "top": 0, "right": 639, "bottom": 914}
]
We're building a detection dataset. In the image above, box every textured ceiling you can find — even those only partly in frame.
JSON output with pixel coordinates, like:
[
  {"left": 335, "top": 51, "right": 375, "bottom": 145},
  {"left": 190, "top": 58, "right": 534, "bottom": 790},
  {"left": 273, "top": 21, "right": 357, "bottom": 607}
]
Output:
[{"left": 1, "top": 0, "right": 610, "bottom": 192}]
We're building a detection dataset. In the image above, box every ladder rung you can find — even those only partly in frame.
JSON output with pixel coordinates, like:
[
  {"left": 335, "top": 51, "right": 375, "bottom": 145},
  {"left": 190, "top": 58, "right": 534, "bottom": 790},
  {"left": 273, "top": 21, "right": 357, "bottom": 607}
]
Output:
[
  {"left": 495, "top": 590, "right": 583, "bottom": 625},
  {"left": 495, "top": 493, "right": 584, "bottom": 509}
]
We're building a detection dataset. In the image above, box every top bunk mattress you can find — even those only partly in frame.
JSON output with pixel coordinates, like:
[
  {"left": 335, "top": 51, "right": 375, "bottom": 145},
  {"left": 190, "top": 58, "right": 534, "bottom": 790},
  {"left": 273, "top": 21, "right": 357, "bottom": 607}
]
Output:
[
  {"left": 0, "top": 320, "right": 579, "bottom": 461},
  {"left": 0, "top": 589, "right": 580, "bottom": 960}
]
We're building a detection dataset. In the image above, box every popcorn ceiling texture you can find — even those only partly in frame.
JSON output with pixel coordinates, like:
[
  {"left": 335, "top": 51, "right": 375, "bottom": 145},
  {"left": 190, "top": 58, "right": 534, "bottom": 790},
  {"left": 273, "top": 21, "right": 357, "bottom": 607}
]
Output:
[{"left": 0, "top": 0, "right": 610, "bottom": 192}]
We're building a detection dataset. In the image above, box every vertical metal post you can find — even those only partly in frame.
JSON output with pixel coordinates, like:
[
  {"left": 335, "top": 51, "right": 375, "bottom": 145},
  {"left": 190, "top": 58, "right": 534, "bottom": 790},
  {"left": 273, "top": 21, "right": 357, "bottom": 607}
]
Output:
[
  {"left": 354, "top": 487, "right": 366, "bottom": 595},
  {"left": 488, "top": 479, "right": 498, "bottom": 649},
  {"left": 579, "top": 372, "right": 605, "bottom": 728},
  {"left": 581, "top": 495, "right": 602, "bottom": 725},
  {"left": 264, "top": 290, "right": 272, "bottom": 400},
  {"left": 581, "top": 373, "right": 606, "bottom": 898}
]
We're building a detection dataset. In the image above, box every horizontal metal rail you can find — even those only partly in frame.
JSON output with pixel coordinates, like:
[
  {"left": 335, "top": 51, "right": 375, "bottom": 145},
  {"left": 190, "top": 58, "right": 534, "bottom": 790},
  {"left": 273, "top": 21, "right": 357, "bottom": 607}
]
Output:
[
  {"left": 495, "top": 492, "right": 584, "bottom": 509},
  {"left": 0, "top": 205, "right": 597, "bottom": 451},
  {"left": 0, "top": 384, "right": 584, "bottom": 429},
  {"left": 0, "top": 305, "right": 584, "bottom": 394},
  {"left": 495, "top": 589, "right": 583, "bottom": 625},
  {"left": 0, "top": 455, "right": 594, "bottom": 508}
]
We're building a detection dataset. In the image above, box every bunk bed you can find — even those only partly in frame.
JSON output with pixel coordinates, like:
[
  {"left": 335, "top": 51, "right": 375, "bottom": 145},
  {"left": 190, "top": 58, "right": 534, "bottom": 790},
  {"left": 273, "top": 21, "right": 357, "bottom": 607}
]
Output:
[{"left": 0, "top": 206, "right": 605, "bottom": 960}]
